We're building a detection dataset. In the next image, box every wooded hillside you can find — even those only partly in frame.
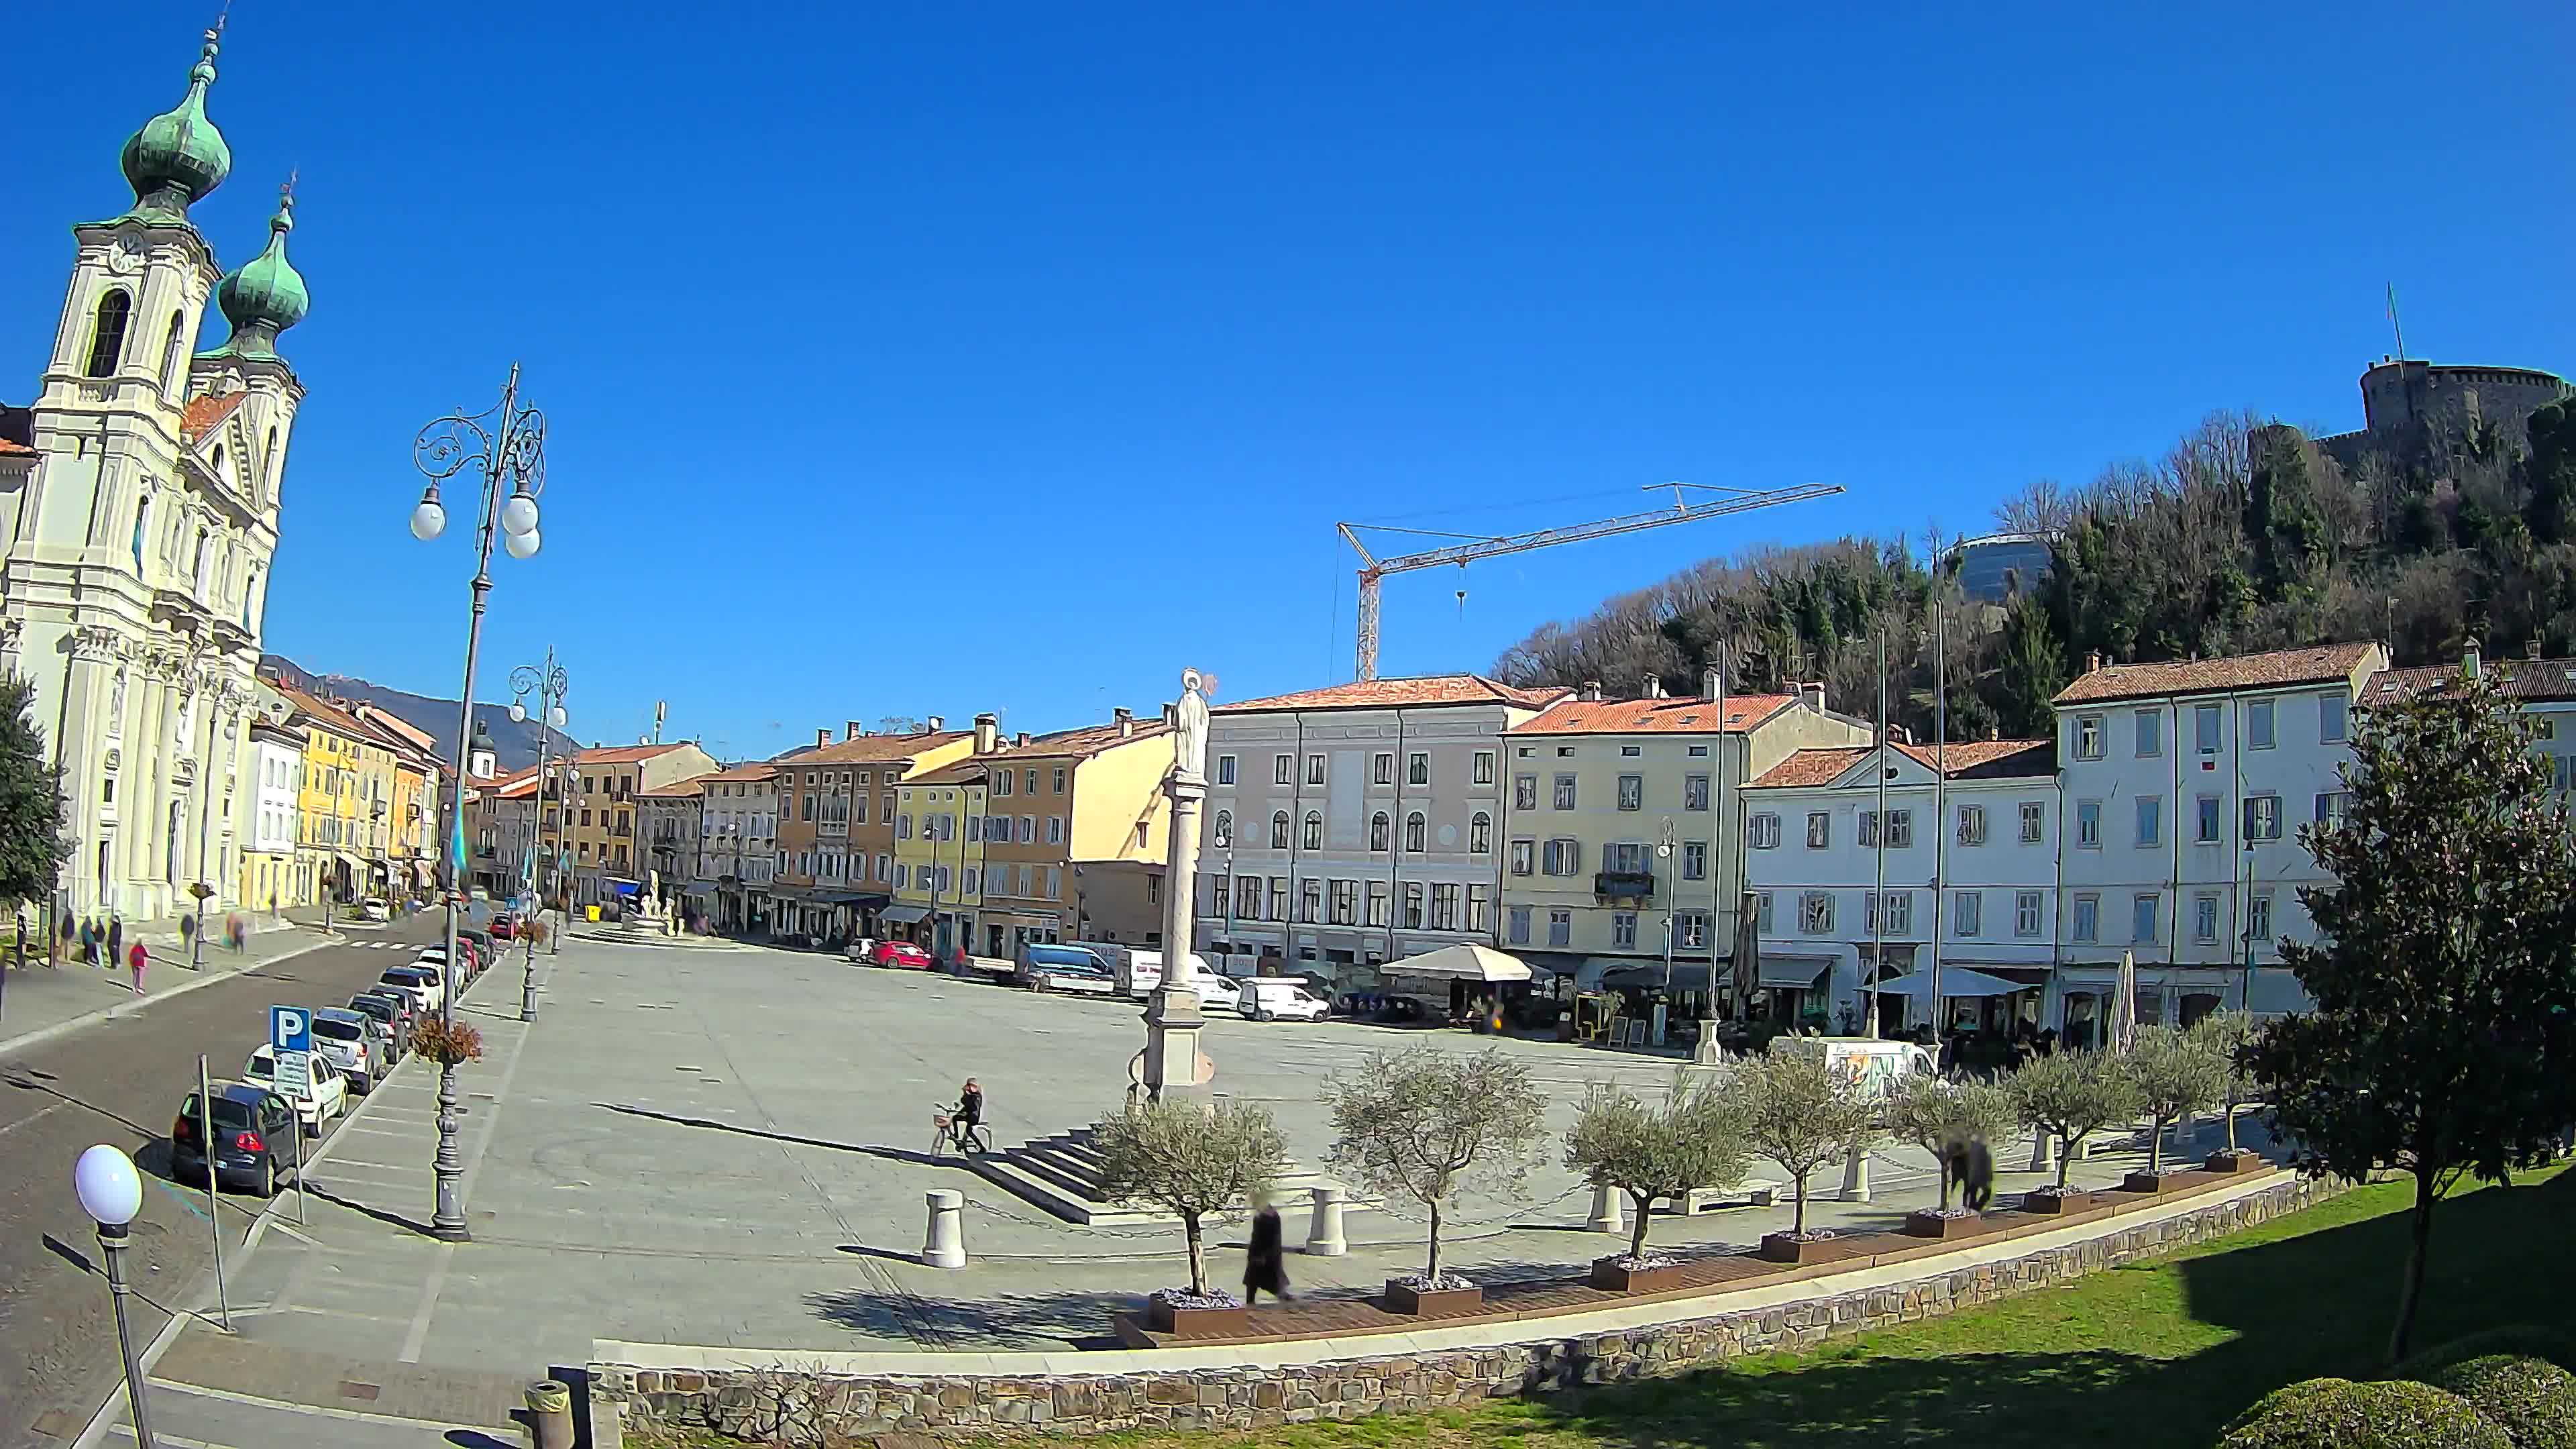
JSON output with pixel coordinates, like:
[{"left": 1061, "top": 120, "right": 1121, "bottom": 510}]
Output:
[{"left": 1491, "top": 399, "right": 2576, "bottom": 744}]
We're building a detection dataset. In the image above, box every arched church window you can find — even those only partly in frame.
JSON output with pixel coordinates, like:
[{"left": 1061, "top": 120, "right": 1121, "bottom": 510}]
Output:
[
  {"left": 211, "top": 446, "right": 225, "bottom": 478},
  {"left": 130, "top": 497, "right": 148, "bottom": 571},
  {"left": 159, "top": 311, "right": 186, "bottom": 394},
  {"left": 85, "top": 290, "right": 133, "bottom": 378}
]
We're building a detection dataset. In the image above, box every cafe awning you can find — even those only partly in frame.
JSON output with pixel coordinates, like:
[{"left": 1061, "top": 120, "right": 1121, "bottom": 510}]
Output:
[
  {"left": 1758, "top": 955, "right": 1833, "bottom": 990},
  {"left": 1874, "top": 966, "right": 2027, "bottom": 999},
  {"left": 879, "top": 904, "right": 932, "bottom": 925},
  {"left": 1384, "top": 943, "right": 1532, "bottom": 983},
  {"left": 332, "top": 851, "right": 365, "bottom": 871}
]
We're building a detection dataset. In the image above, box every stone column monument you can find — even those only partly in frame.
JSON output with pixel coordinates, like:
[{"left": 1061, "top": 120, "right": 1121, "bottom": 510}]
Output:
[{"left": 1140, "top": 668, "right": 1213, "bottom": 1104}]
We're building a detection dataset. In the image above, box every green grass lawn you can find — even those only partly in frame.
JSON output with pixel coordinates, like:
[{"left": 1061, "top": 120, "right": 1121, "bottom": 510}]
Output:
[{"left": 1046, "top": 1164, "right": 2576, "bottom": 1449}]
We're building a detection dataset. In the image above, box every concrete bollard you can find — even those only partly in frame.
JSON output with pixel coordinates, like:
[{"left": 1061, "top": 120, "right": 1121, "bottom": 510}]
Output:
[
  {"left": 1303, "top": 1183, "right": 1348, "bottom": 1256},
  {"left": 1840, "top": 1142, "right": 1872, "bottom": 1202},
  {"left": 922, "top": 1189, "right": 967, "bottom": 1269},
  {"left": 1587, "top": 1182, "right": 1625, "bottom": 1234},
  {"left": 2027, "top": 1127, "right": 2052, "bottom": 1174},
  {"left": 524, "top": 1379, "right": 574, "bottom": 1449}
]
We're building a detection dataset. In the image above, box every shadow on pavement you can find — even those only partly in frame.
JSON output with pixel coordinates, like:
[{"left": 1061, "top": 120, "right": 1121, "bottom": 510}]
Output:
[
  {"left": 804, "top": 1283, "right": 1148, "bottom": 1350},
  {"left": 598, "top": 1102, "right": 952, "bottom": 1168},
  {"left": 299, "top": 1181, "right": 439, "bottom": 1238}
]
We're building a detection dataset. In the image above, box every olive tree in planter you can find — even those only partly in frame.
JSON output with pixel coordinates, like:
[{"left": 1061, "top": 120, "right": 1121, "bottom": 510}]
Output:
[
  {"left": 1563, "top": 1071, "right": 1751, "bottom": 1290},
  {"left": 1733, "top": 1050, "right": 1880, "bottom": 1263},
  {"left": 1884, "top": 1072, "right": 2017, "bottom": 1238},
  {"left": 2118, "top": 1024, "right": 2231, "bottom": 1185},
  {"left": 2187, "top": 1009, "right": 2263, "bottom": 1169},
  {"left": 2005, "top": 1049, "right": 2141, "bottom": 1210},
  {"left": 1322, "top": 1045, "right": 1548, "bottom": 1313},
  {"left": 1093, "top": 1097, "right": 1287, "bottom": 1335}
]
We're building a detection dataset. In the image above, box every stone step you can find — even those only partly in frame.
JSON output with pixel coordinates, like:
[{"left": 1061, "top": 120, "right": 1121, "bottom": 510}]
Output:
[
  {"left": 1000, "top": 1150, "right": 1106, "bottom": 1201},
  {"left": 974, "top": 1130, "right": 1366, "bottom": 1227},
  {"left": 1024, "top": 1140, "right": 1108, "bottom": 1175}
]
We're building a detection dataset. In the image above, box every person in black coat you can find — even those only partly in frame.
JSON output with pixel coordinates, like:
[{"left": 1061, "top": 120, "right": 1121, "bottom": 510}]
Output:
[{"left": 1243, "top": 1203, "right": 1292, "bottom": 1305}]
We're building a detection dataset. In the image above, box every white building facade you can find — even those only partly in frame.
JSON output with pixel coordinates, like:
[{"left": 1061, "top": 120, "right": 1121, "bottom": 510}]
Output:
[
  {"left": 2, "top": 32, "right": 308, "bottom": 920},
  {"left": 697, "top": 761, "right": 780, "bottom": 931},
  {"left": 1195, "top": 676, "right": 1563, "bottom": 978},
  {"left": 242, "top": 714, "right": 301, "bottom": 910},
  {"left": 2049, "top": 642, "right": 2387, "bottom": 1040},
  {"left": 1744, "top": 739, "right": 2059, "bottom": 1033}
]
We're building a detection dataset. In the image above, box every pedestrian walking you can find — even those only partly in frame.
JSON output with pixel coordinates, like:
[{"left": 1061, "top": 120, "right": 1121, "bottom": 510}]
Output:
[
  {"left": 106, "top": 916, "right": 123, "bottom": 971},
  {"left": 1242, "top": 1200, "right": 1293, "bottom": 1306},
  {"left": 79, "top": 917, "right": 97, "bottom": 966},
  {"left": 56, "top": 912, "right": 72, "bottom": 967},
  {"left": 227, "top": 912, "right": 247, "bottom": 951},
  {"left": 127, "top": 939, "right": 147, "bottom": 994}
]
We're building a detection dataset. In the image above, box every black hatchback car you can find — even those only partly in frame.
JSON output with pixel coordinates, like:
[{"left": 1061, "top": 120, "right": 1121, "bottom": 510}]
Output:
[{"left": 171, "top": 1083, "right": 298, "bottom": 1195}]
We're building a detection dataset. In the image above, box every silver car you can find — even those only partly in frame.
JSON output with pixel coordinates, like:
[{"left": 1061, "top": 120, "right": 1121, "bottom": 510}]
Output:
[{"left": 310, "top": 1007, "right": 388, "bottom": 1092}]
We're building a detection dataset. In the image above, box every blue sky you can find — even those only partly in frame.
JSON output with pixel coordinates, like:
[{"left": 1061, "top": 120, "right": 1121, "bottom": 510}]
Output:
[{"left": 7, "top": 3, "right": 2569, "bottom": 761}]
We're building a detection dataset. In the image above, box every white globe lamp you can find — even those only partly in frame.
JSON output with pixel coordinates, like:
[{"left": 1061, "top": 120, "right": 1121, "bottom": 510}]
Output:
[{"left": 75, "top": 1144, "right": 143, "bottom": 1226}]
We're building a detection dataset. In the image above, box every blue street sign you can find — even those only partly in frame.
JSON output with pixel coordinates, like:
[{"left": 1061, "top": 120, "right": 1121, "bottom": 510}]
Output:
[{"left": 270, "top": 1005, "right": 311, "bottom": 1053}]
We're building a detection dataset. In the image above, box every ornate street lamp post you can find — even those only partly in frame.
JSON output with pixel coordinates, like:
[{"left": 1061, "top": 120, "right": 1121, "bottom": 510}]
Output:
[
  {"left": 410, "top": 366, "right": 546, "bottom": 1242},
  {"left": 509, "top": 651, "right": 569, "bottom": 1021}
]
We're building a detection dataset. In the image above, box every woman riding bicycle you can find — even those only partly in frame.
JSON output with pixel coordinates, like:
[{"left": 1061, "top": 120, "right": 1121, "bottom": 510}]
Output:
[{"left": 935, "top": 1079, "right": 986, "bottom": 1153}]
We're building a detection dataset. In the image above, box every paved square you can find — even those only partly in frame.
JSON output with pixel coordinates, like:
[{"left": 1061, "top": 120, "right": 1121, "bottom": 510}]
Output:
[{"left": 195, "top": 933, "right": 2209, "bottom": 1384}]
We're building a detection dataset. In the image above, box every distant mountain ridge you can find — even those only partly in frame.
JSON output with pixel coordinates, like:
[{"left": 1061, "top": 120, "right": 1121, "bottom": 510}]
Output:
[{"left": 258, "top": 655, "right": 576, "bottom": 774}]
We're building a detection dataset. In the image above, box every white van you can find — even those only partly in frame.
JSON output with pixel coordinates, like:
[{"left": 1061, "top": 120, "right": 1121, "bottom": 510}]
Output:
[
  {"left": 1765, "top": 1036, "right": 1937, "bottom": 1098},
  {"left": 1108, "top": 945, "right": 1216, "bottom": 1000},
  {"left": 1238, "top": 978, "right": 1332, "bottom": 1022}
]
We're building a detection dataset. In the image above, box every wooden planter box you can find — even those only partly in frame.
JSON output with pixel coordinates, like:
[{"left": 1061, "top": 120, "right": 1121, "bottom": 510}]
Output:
[
  {"left": 2019, "top": 1189, "right": 2091, "bottom": 1215},
  {"left": 1384, "top": 1279, "right": 1484, "bottom": 1315},
  {"left": 1588, "top": 1257, "right": 1690, "bottom": 1292},
  {"left": 1758, "top": 1233, "right": 1837, "bottom": 1265},
  {"left": 2122, "top": 1169, "right": 2196, "bottom": 1194},
  {"left": 2205, "top": 1149, "right": 2268, "bottom": 1175},
  {"left": 1903, "top": 1209, "right": 1991, "bottom": 1240},
  {"left": 1145, "top": 1297, "right": 1250, "bottom": 1338}
]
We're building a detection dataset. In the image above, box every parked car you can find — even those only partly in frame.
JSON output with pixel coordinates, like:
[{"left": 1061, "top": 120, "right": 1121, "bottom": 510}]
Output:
[
  {"left": 1193, "top": 974, "right": 1244, "bottom": 1014},
  {"left": 359, "top": 898, "right": 391, "bottom": 922},
  {"left": 241, "top": 1045, "right": 348, "bottom": 1135},
  {"left": 345, "top": 991, "right": 413, "bottom": 1061},
  {"left": 842, "top": 936, "right": 879, "bottom": 964},
  {"left": 1016, "top": 942, "right": 1119, "bottom": 995},
  {"left": 867, "top": 939, "right": 933, "bottom": 970},
  {"left": 1239, "top": 978, "right": 1332, "bottom": 1022},
  {"left": 309, "top": 1007, "right": 387, "bottom": 1093},
  {"left": 172, "top": 1083, "right": 299, "bottom": 1195},
  {"left": 488, "top": 914, "right": 516, "bottom": 941},
  {"left": 380, "top": 963, "right": 444, "bottom": 1015}
]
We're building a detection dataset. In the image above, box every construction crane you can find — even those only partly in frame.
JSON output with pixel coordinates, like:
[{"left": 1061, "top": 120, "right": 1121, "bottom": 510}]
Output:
[{"left": 1338, "top": 480, "right": 1845, "bottom": 681}]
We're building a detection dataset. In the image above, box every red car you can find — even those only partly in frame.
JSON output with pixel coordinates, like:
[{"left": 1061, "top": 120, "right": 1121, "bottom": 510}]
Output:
[
  {"left": 869, "top": 940, "right": 933, "bottom": 970},
  {"left": 488, "top": 915, "right": 516, "bottom": 941}
]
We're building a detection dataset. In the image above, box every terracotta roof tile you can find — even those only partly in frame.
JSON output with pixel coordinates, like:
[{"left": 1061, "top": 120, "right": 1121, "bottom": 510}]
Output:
[
  {"left": 639, "top": 775, "right": 710, "bottom": 799},
  {"left": 1216, "top": 675, "right": 1568, "bottom": 714},
  {"left": 0, "top": 437, "right": 34, "bottom": 458},
  {"left": 2051, "top": 643, "right": 2381, "bottom": 706},
  {"left": 780, "top": 731, "right": 970, "bottom": 767},
  {"left": 2368, "top": 655, "right": 2576, "bottom": 705},
  {"left": 910, "top": 720, "right": 1173, "bottom": 785},
  {"left": 180, "top": 391, "right": 246, "bottom": 444},
  {"left": 1511, "top": 694, "right": 1797, "bottom": 736},
  {"left": 1751, "top": 738, "right": 2056, "bottom": 788},
  {"left": 568, "top": 743, "right": 696, "bottom": 766},
  {"left": 700, "top": 762, "right": 781, "bottom": 783}
]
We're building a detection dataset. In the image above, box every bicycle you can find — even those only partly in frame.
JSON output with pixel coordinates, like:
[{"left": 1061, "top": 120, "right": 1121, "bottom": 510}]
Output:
[{"left": 929, "top": 1110, "right": 993, "bottom": 1157}]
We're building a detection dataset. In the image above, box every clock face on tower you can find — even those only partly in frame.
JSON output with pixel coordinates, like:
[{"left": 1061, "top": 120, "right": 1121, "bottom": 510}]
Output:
[{"left": 107, "top": 231, "right": 146, "bottom": 275}]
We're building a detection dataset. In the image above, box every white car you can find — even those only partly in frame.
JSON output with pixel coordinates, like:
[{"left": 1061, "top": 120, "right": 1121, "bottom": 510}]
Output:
[
  {"left": 1238, "top": 978, "right": 1331, "bottom": 1022},
  {"left": 1192, "top": 975, "right": 1244, "bottom": 1014},
  {"left": 378, "top": 964, "right": 445, "bottom": 1015},
  {"left": 360, "top": 899, "right": 391, "bottom": 923},
  {"left": 242, "top": 1045, "right": 347, "bottom": 1135},
  {"left": 843, "top": 936, "right": 878, "bottom": 964}
]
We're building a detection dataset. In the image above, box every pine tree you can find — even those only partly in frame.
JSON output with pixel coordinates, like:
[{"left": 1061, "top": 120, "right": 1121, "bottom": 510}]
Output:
[
  {"left": 2247, "top": 668, "right": 2576, "bottom": 1364},
  {"left": 0, "top": 674, "right": 69, "bottom": 910}
]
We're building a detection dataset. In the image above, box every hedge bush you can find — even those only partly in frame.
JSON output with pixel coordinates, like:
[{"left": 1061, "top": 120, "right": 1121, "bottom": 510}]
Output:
[
  {"left": 2422, "top": 1355, "right": 2576, "bottom": 1449},
  {"left": 2400, "top": 1326, "right": 2576, "bottom": 1381},
  {"left": 2217, "top": 1375, "right": 2510, "bottom": 1448}
]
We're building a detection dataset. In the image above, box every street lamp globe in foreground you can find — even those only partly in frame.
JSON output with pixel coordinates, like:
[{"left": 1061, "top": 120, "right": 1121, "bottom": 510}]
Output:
[
  {"left": 410, "top": 488, "right": 447, "bottom": 542},
  {"left": 75, "top": 1144, "right": 142, "bottom": 1226},
  {"left": 504, "top": 527, "right": 540, "bottom": 559}
]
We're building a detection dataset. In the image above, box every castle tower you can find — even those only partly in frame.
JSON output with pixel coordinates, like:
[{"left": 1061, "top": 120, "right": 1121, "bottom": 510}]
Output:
[{"left": 1, "top": 28, "right": 311, "bottom": 920}]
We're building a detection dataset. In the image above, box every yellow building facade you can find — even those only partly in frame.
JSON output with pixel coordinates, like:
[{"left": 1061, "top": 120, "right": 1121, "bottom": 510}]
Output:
[{"left": 891, "top": 774, "right": 988, "bottom": 959}]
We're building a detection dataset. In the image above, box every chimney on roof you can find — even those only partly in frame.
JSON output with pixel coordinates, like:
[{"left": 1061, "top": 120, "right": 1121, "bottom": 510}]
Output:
[
  {"left": 973, "top": 712, "right": 999, "bottom": 754},
  {"left": 2465, "top": 638, "right": 2483, "bottom": 680},
  {"left": 1801, "top": 683, "right": 1825, "bottom": 714},
  {"left": 1014, "top": 731, "right": 1030, "bottom": 747},
  {"left": 925, "top": 715, "right": 944, "bottom": 732},
  {"left": 2085, "top": 651, "right": 2103, "bottom": 674},
  {"left": 1988, "top": 726, "right": 2000, "bottom": 742},
  {"left": 816, "top": 728, "right": 830, "bottom": 748},
  {"left": 1643, "top": 673, "right": 1664, "bottom": 699},
  {"left": 846, "top": 720, "right": 862, "bottom": 741},
  {"left": 2530, "top": 638, "right": 2544, "bottom": 661},
  {"left": 1114, "top": 706, "right": 1134, "bottom": 737},
  {"left": 1579, "top": 680, "right": 1603, "bottom": 702},
  {"left": 1702, "top": 667, "right": 1722, "bottom": 702}
]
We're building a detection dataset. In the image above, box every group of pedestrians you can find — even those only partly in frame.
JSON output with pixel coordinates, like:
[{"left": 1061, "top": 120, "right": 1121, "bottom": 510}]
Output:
[{"left": 10, "top": 906, "right": 258, "bottom": 995}]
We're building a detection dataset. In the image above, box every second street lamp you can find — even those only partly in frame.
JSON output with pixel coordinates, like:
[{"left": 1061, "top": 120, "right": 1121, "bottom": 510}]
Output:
[
  {"left": 510, "top": 651, "right": 569, "bottom": 1021},
  {"left": 411, "top": 364, "right": 547, "bottom": 1242}
]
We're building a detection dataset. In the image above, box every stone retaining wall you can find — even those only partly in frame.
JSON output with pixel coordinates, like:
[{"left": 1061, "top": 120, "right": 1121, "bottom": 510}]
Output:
[{"left": 596, "top": 1173, "right": 2343, "bottom": 1442}]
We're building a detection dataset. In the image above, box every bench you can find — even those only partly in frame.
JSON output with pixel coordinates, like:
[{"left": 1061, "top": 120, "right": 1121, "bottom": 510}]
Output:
[{"left": 1680, "top": 1179, "right": 1781, "bottom": 1214}]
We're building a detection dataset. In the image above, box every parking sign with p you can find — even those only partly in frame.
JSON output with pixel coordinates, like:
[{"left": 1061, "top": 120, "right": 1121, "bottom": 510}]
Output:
[{"left": 270, "top": 1005, "right": 310, "bottom": 1053}]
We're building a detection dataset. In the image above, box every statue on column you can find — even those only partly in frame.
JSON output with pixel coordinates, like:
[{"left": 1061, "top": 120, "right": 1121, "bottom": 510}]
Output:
[{"left": 1140, "top": 667, "right": 1216, "bottom": 1104}]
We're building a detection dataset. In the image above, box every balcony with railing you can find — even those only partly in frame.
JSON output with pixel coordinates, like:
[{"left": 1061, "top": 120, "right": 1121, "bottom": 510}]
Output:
[{"left": 1593, "top": 869, "right": 1655, "bottom": 902}]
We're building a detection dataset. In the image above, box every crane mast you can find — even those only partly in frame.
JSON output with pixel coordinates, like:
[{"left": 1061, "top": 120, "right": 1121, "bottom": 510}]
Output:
[{"left": 1340, "top": 480, "right": 1845, "bottom": 681}]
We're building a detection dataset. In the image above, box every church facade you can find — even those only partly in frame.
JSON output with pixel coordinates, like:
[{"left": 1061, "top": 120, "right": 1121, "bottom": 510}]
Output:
[{"left": 0, "top": 30, "right": 310, "bottom": 920}]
